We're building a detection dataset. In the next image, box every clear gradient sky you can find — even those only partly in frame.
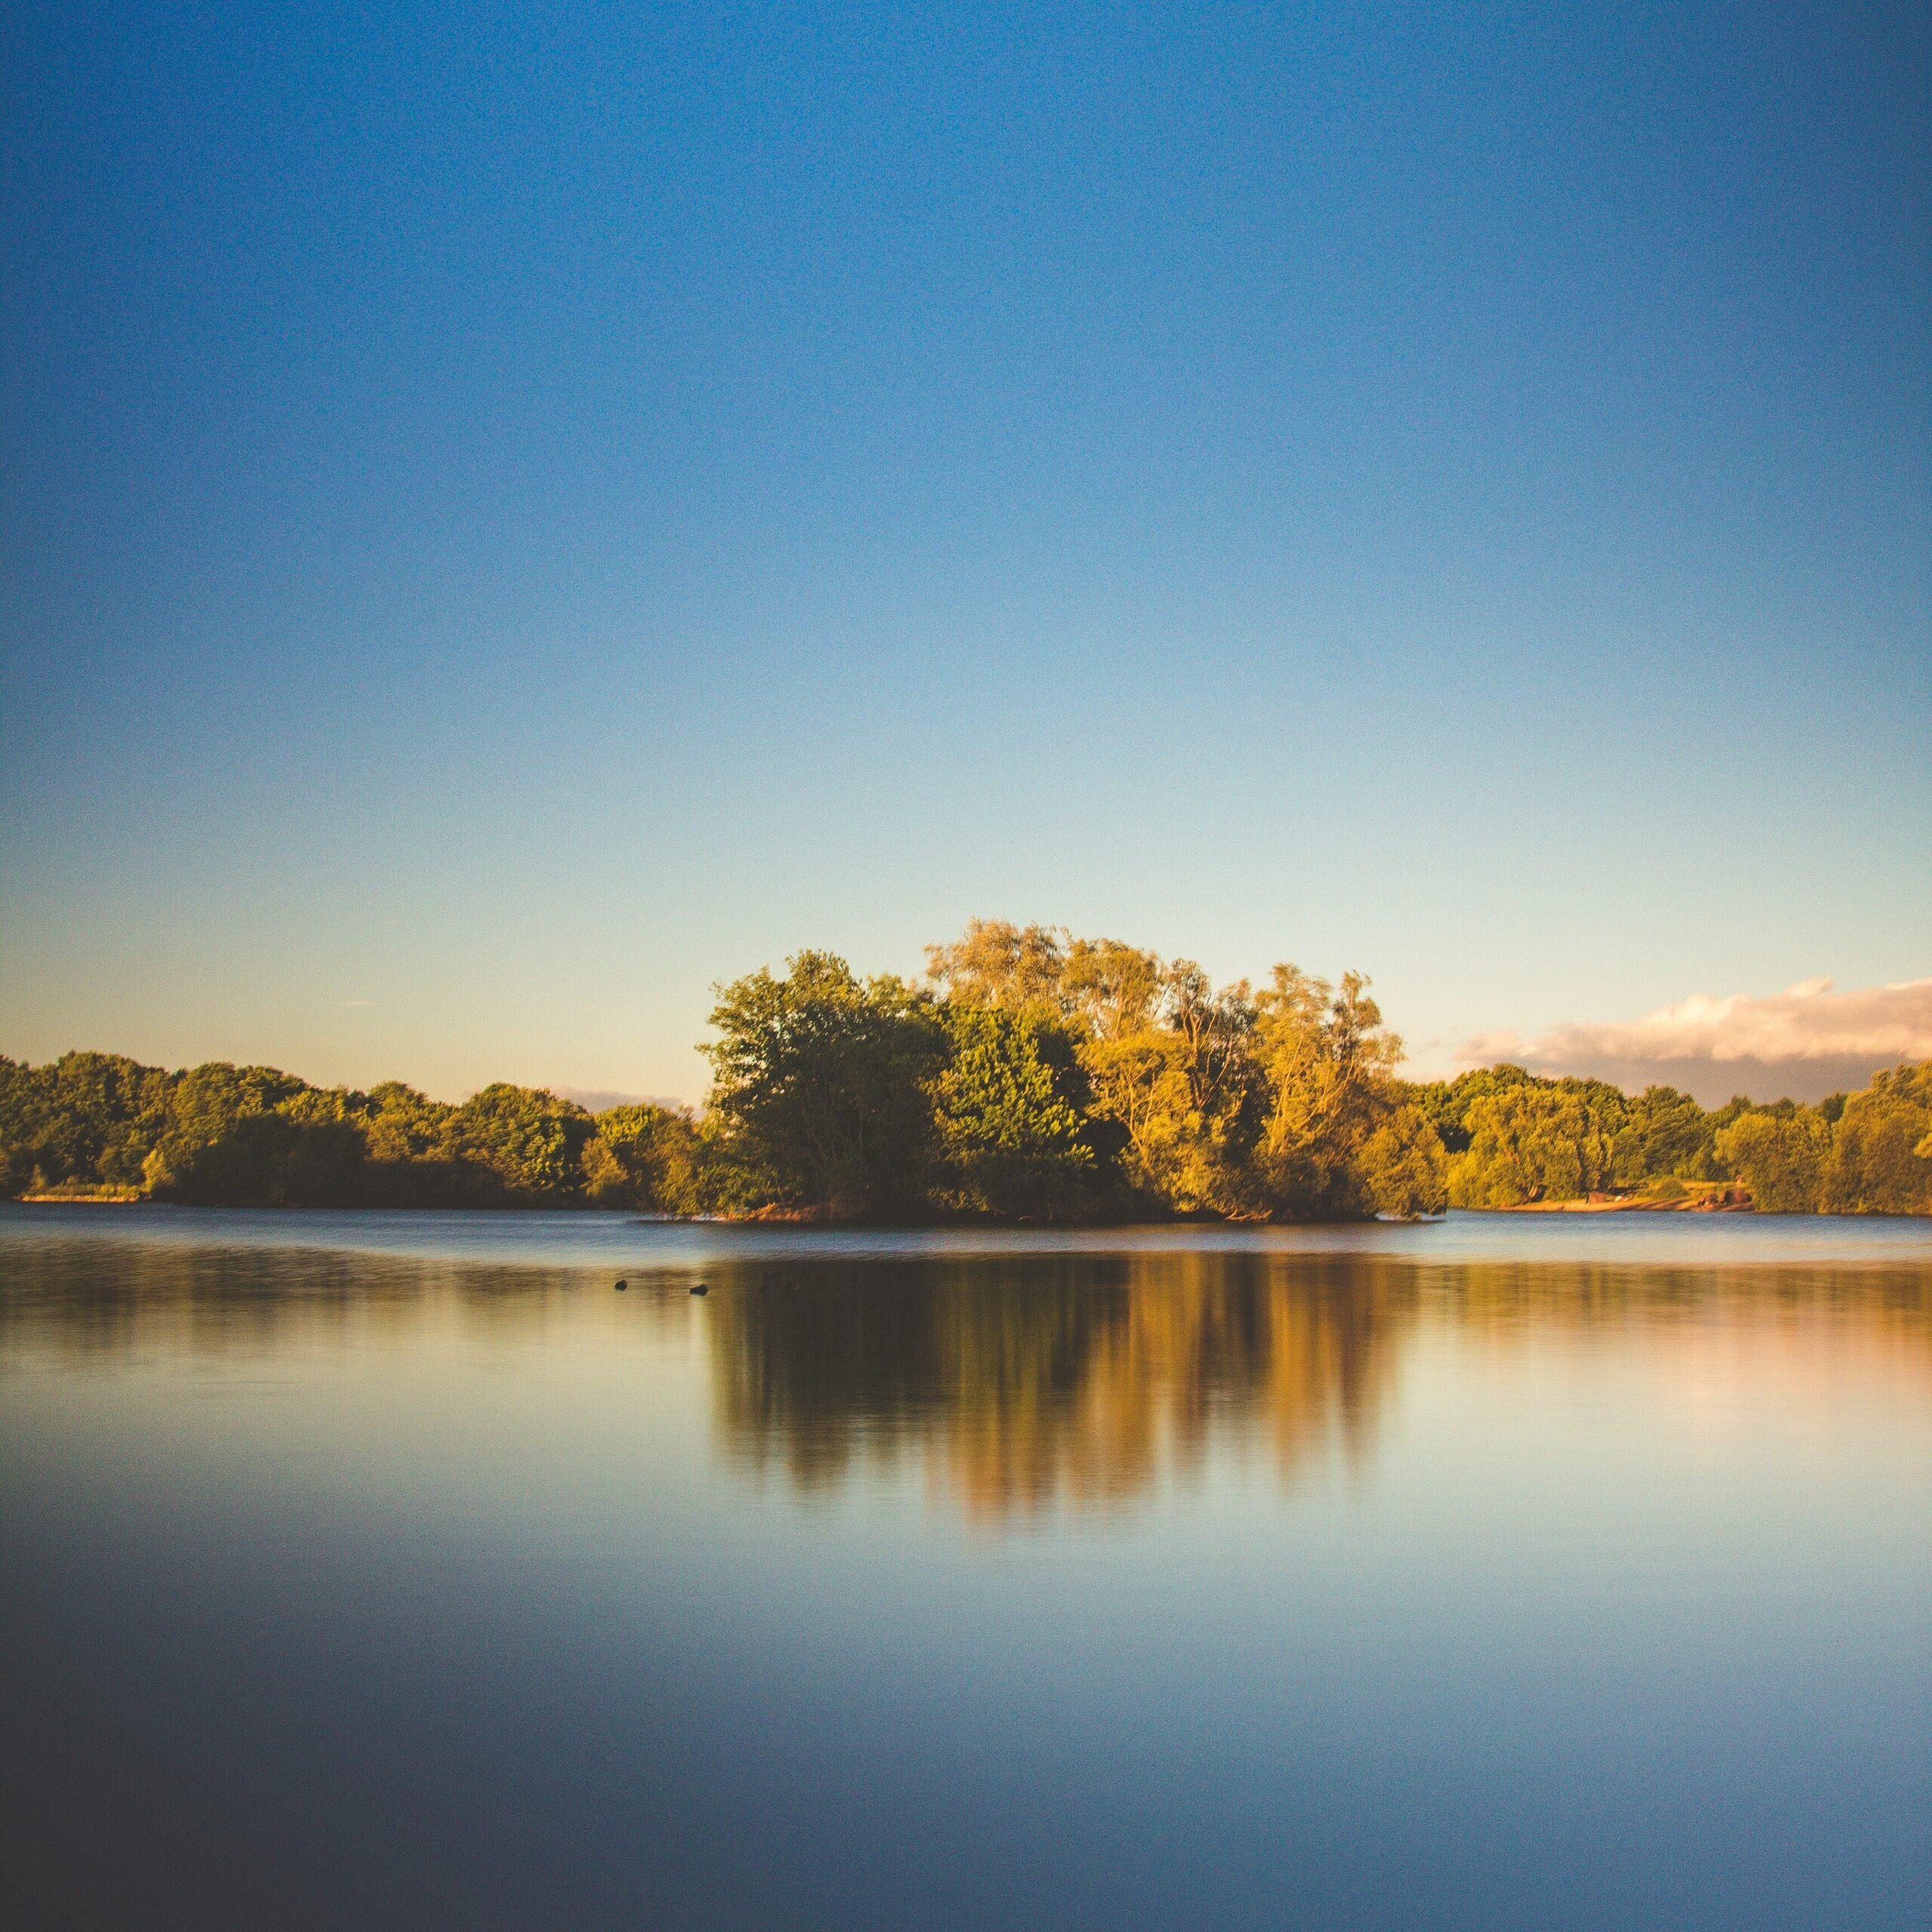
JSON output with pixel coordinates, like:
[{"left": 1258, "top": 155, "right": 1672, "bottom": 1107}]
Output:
[{"left": 3, "top": 0, "right": 1927, "bottom": 1104}]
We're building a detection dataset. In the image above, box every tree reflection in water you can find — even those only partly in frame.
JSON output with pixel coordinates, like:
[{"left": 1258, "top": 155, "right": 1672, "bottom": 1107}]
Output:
[
  {"left": 707, "top": 1257, "right": 1417, "bottom": 1518},
  {"left": 4, "top": 1231, "right": 1927, "bottom": 1528},
  {"left": 707, "top": 1254, "right": 1932, "bottom": 1521}
]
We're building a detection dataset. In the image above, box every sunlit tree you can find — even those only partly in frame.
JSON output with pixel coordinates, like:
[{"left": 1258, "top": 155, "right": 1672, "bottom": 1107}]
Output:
[
  {"left": 1713, "top": 1106, "right": 1829, "bottom": 1213},
  {"left": 704, "top": 952, "right": 945, "bottom": 1216}
]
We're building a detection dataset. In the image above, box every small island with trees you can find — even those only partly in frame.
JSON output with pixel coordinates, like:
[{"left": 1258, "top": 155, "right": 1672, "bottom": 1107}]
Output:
[{"left": 4, "top": 922, "right": 1928, "bottom": 1220}]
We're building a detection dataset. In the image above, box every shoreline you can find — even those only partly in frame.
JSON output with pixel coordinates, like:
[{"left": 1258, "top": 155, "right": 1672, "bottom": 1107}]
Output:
[
  {"left": 8, "top": 1192, "right": 1758, "bottom": 1218},
  {"left": 1500, "top": 1193, "right": 1752, "bottom": 1214},
  {"left": 16, "top": 1192, "right": 144, "bottom": 1204}
]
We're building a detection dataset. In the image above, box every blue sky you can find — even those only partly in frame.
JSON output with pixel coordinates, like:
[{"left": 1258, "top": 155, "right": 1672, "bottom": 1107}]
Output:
[{"left": 3, "top": 0, "right": 1927, "bottom": 1102}]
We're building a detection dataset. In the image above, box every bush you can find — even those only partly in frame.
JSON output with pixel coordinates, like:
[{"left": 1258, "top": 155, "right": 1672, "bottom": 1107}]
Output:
[
  {"left": 1712, "top": 1108, "right": 1829, "bottom": 1213},
  {"left": 1355, "top": 1106, "right": 1448, "bottom": 1217}
]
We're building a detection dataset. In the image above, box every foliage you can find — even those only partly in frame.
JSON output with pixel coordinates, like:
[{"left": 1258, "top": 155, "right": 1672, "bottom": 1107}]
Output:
[
  {"left": 1407, "top": 1063, "right": 1538, "bottom": 1155},
  {"left": 582, "top": 1104, "right": 703, "bottom": 1213},
  {"left": 1356, "top": 1106, "right": 1450, "bottom": 1218},
  {"left": 445, "top": 1084, "right": 594, "bottom": 1201},
  {"left": 361, "top": 1082, "right": 454, "bottom": 1164},
  {"left": 5, "top": 930, "right": 1929, "bottom": 1220},
  {"left": 703, "top": 952, "right": 945, "bottom": 1217},
  {"left": 924, "top": 920, "right": 1071, "bottom": 1014},
  {"left": 1713, "top": 1106, "right": 1831, "bottom": 1213},
  {"left": 1611, "top": 1086, "right": 1716, "bottom": 1186},
  {"left": 0, "top": 1051, "right": 174, "bottom": 1194},
  {"left": 927, "top": 1004, "right": 1094, "bottom": 1217},
  {"left": 1252, "top": 967, "right": 1400, "bottom": 1215},
  {"left": 1447, "top": 1084, "right": 1618, "bottom": 1207},
  {"left": 141, "top": 1063, "right": 355, "bottom": 1206},
  {"left": 0, "top": 1053, "right": 623, "bottom": 1209},
  {"left": 1071, "top": 951, "right": 1258, "bottom": 1214},
  {"left": 1819, "top": 1063, "right": 1932, "bottom": 1214}
]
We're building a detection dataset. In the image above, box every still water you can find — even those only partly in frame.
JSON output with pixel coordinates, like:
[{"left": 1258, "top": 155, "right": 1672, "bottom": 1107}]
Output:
[{"left": 2, "top": 1207, "right": 1928, "bottom": 1930}]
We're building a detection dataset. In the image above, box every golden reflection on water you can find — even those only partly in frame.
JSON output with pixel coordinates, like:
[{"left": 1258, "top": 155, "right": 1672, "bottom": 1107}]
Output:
[
  {"left": 4, "top": 1237, "right": 1929, "bottom": 1524},
  {"left": 708, "top": 1257, "right": 1416, "bottom": 1518},
  {"left": 706, "top": 1255, "right": 1932, "bottom": 1521}
]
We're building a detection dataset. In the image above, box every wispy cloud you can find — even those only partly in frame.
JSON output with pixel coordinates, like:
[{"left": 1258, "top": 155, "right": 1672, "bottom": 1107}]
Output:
[{"left": 1460, "top": 977, "right": 1932, "bottom": 1105}]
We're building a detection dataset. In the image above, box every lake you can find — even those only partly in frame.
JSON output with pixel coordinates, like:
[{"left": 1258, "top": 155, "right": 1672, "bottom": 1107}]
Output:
[{"left": 2, "top": 1205, "right": 1928, "bottom": 1930}]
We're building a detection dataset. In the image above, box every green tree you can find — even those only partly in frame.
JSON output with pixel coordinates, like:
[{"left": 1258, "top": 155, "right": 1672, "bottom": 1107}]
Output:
[
  {"left": 1159, "top": 961, "right": 1263, "bottom": 1212},
  {"left": 345, "top": 1082, "right": 492, "bottom": 1206},
  {"left": 0, "top": 1051, "right": 176, "bottom": 1193},
  {"left": 1820, "top": 1063, "right": 1932, "bottom": 1214},
  {"left": 1611, "top": 1085, "right": 1714, "bottom": 1187},
  {"left": 928, "top": 1004, "right": 1094, "bottom": 1217},
  {"left": 1052, "top": 937, "right": 1174, "bottom": 1206},
  {"left": 1447, "top": 1085, "right": 1617, "bottom": 1206},
  {"left": 445, "top": 1084, "right": 594, "bottom": 1201},
  {"left": 1407, "top": 1064, "right": 1537, "bottom": 1155},
  {"left": 140, "top": 1062, "right": 385, "bottom": 1206},
  {"left": 584, "top": 1103, "right": 703, "bottom": 1212},
  {"left": 1355, "top": 1105, "right": 1449, "bottom": 1217},
  {"left": 1060, "top": 935, "right": 1165, "bottom": 1043},
  {"left": 1251, "top": 967, "right": 1400, "bottom": 1215},
  {"left": 704, "top": 952, "right": 945, "bottom": 1217},
  {"left": 143, "top": 1063, "right": 319, "bottom": 1204},
  {"left": 1700, "top": 1096, "right": 1757, "bottom": 1175},
  {"left": 362, "top": 1082, "right": 454, "bottom": 1164},
  {"left": 1054, "top": 943, "right": 1257, "bottom": 1214},
  {"left": 1713, "top": 1106, "right": 1829, "bottom": 1213},
  {"left": 924, "top": 919, "right": 1070, "bottom": 1013},
  {"left": 0, "top": 1058, "right": 32, "bottom": 1196},
  {"left": 43, "top": 1052, "right": 174, "bottom": 1188}
]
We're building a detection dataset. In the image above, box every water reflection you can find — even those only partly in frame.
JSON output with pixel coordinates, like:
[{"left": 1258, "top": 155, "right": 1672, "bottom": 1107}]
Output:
[
  {"left": 706, "top": 1256, "right": 1416, "bottom": 1517},
  {"left": 706, "top": 1254, "right": 1932, "bottom": 1518},
  {"left": 5, "top": 1235, "right": 1930, "bottom": 1527},
  {"left": 6, "top": 1218, "right": 1930, "bottom": 1932},
  {"left": 0, "top": 1237, "right": 695, "bottom": 1365}
]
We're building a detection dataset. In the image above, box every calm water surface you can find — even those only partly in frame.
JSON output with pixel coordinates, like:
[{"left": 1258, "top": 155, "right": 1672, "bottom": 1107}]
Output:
[{"left": 3, "top": 1207, "right": 1928, "bottom": 1930}]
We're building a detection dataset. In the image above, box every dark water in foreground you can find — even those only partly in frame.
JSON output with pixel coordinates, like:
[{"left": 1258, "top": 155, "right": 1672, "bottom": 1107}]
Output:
[{"left": 2, "top": 1209, "right": 1928, "bottom": 1931}]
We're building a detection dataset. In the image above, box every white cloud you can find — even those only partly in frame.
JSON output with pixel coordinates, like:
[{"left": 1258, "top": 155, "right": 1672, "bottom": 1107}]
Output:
[{"left": 1459, "top": 977, "right": 1932, "bottom": 1104}]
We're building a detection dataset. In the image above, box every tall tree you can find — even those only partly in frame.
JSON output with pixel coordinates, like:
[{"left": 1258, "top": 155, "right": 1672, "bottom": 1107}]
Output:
[
  {"left": 1714, "top": 1106, "right": 1829, "bottom": 1212},
  {"left": 928, "top": 1004, "right": 1094, "bottom": 1217},
  {"left": 1355, "top": 1106, "right": 1450, "bottom": 1218},
  {"left": 139, "top": 1063, "right": 378, "bottom": 1206},
  {"left": 924, "top": 919, "right": 1070, "bottom": 1014},
  {"left": 1820, "top": 1063, "right": 1932, "bottom": 1214},
  {"left": 1252, "top": 968, "right": 1400, "bottom": 1214},
  {"left": 1060, "top": 943, "right": 1257, "bottom": 1214},
  {"left": 1447, "top": 1085, "right": 1618, "bottom": 1206},
  {"left": 705, "top": 952, "right": 945, "bottom": 1217}
]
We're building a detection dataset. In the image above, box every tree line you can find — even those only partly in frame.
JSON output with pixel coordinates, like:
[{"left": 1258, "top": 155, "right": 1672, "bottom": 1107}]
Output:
[{"left": 4, "top": 921, "right": 1928, "bottom": 1217}]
